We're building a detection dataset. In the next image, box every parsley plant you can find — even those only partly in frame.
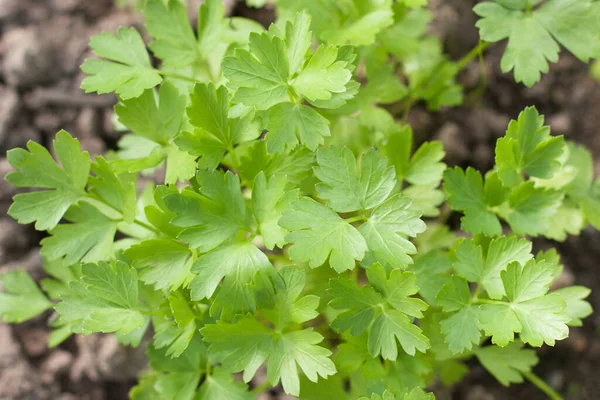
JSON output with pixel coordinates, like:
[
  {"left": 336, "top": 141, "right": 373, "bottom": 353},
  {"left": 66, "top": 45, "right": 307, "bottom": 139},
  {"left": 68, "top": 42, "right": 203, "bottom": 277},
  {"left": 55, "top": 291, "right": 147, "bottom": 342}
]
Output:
[{"left": 2, "top": 0, "right": 599, "bottom": 399}]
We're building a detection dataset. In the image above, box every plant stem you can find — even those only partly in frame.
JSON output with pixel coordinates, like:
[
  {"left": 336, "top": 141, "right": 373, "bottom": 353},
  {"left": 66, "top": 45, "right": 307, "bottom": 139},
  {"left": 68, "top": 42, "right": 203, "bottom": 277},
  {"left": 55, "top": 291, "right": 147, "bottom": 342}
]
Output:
[
  {"left": 344, "top": 215, "right": 366, "bottom": 224},
  {"left": 522, "top": 371, "right": 563, "bottom": 400},
  {"left": 85, "top": 195, "right": 159, "bottom": 234},
  {"left": 252, "top": 380, "right": 272, "bottom": 394},
  {"left": 456, "top": 41, "right": 491, "bottom": 71},
  {"left": 159, "top": 70, "right": 198, "bottom": 83}
]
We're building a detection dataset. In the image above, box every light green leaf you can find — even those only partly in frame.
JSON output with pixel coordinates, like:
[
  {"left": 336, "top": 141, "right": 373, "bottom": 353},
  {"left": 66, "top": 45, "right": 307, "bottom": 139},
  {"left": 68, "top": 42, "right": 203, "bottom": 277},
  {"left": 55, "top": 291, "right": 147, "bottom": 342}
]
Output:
[
  {"left": 125, "top": 239, "right": 193, "bottom": 290},
  {"left": 315, "top": 147, "right": 396, "bottom": 213},
  {"left": 0, "top": 270, "right": 52, "bottom": 323},
  {"left": 196, "top": 367, "right": 253, "bottom": 400},
  {"left": 144, "top": 0, "right": 199, "bottom": 67},
  {"left": 41, "top": 203, "right": 118, "bottom": 265},
  {"left": 81, "top": 27, "right": 162, "bottom": 99},
  {"left": 280, "top": 197, "right": 368, "bottom": 273},
  {"left": 474, "top": 343, "right": 538, "bottom": 386},
  {"left": 7, "top": 130, "right": 90, "bottom": 231},
  {"left": 165, "top": 171, "right": 248, "bottom": 252},
  {"left": 495, "top": 107, "right": 565, "bottom": 186},
  {"left": 506, "top": 182, "right": 563, "bottom": 236},
  {"left": 292, "top": 45, "right": 352, "bottom": 101},
  {"left": 252, "top": 172, "right": 298, "bottom": 250},
  {"left": 443, "top": 167, "right": 502, "bottom": 236},
  {"left": 453, "top": 236, "right": 532, "bottom": 299},
  {"left": 116, "top": 81, "right": 186, "bottom": 146},
  {"left": 190, "top": 242, "right": 272, "bottom": 320},
  {"left": 266, "top": 103, "right": 330, "bottom": 153},
  {"left": 440, "top": 306, "right": 481, "bottom": 353},
  {"left": 223, "top": 32, "right": 290, "bottom": 110},
  {"left": 56, "top": 261, "right": 145, "bottom": 335},
  {"left": 176, "top": 83, "right": 260, "bottom": 169},
  {"left": 359, "top": 195, "right": 426, "bottom": 267}
]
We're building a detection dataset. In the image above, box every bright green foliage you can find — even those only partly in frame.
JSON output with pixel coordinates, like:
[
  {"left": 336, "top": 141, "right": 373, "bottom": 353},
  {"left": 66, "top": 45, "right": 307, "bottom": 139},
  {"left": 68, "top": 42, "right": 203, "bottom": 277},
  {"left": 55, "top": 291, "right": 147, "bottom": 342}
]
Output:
[
  {"left": 202, "top": 267, "right": 335, "bottom": 396},
  {"left": 6, "top": 130, "right": 90, "bottom": 231},
  {"left": 280, "top": 197, "right": 367, "bottom": 273},
  {"left": 0, "top": 270, "right": 52, "bottom": 323},
  {"left": 474, "top": 343, "right": 538, "bottom": 386},
  {"left": 479, "top": 260, "right": 570, "bottom": 347},
  {"left": 314, "top": 147, "right": 396, "bottom": 213},
  {"left": 115, "top": 81, "right": 195, "bottom": 184},
  {"left": 81, "top": 27, "right": 162, "bottom": 99},
  {"left": 475, "top": 0, "right": 600, "bottom": 86},
  {"left": 55, "top": 261, "right": 145, "bottom": 335},
  {"left": 453, "top": 236, "right": 532, "bottom": 299},
  {"left": 266, "top": 103, "right": 330, "bottom": 153},
  {"left": 495, "top": 107, "right": 565, "bottom": 186},
  {"left": 329, "top": 263, "right": 429, "bottom": 360},
  {"left": 176, "top": 83, "right": 261, "bottom": 168},
  {"left": 40, "top": 203, "right": 118, "bottom": 265},
  {"left": 190, "top": 242, "right": 271, "bottom": 319},
  {"left": 2, "top": 1, "right": 599, "bottom": 399},
  {"left": 443, "top": 167, "right": 502, "bottom": 236},
  {"left": 164, "top": 170, "right": 249, "bottom": 252}
]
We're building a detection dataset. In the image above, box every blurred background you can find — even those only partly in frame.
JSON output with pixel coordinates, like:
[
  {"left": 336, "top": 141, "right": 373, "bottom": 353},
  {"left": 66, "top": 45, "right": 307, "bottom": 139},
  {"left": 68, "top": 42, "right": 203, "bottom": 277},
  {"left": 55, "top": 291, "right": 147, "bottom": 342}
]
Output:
[{"left": 0, "top": 0, "right": 598, "bottom": 399}]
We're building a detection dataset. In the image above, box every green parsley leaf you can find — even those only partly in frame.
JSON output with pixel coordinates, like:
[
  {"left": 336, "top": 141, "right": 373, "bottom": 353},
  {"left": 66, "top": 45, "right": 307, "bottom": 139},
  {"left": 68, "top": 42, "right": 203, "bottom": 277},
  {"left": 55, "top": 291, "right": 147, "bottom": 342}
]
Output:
[
  {"left": 165, "top": 170, "right": 248, "bottom": 252},
  {"left": 252, "top": 172, "right": 298, "bottom": 250},
  {"left": 453, "top": 236, "right": 532, "bottom": 299},
  {"left": 0, "top": 270, "right": 52, "bottom": 323},
  {"left": 506, "top": 182, "right": 563, "bottom": 236},
  {"left": 197, "top": 367, "right": 253, "bottom": 400},
  {"left": 279, "top": 197, "right": 367, "bottom": 272},
  {"left": 265, "top": 103, "right": 330, "bottom": 153},
  {"left": 439, "top": 305, "right": 482, "bottom": 354},
  {"left": 495, "top": 107, "right": 565, "bottom": 186},
  {"left": 254, "top": 266, "right": 320, "bottom": 330},
  {"left": 56, "top": 261, "right": 145, "bottom": 335},
  {"left": 474, "top": 0, "right": 600, "bottom": 86},
  {"left": 190, "top": 242, "right": 272, "bottom": 320},
  {"left": 554, "top": 286, "right": 593, "bottom": 327},
  {"left": 147, "top": 333, "right": 208, "bottom": 400},
  {"left": 291, "top": 45, "right": 352, "bottom": 101},
  {"left": 202, "top": 318, "right": 335, "bottom": 396},
  {"left": 81, "top": 27, "right": 162, "bottom": 99},
  {"left": 116, "top": 81, "right": 186, "bottom": 146},
  {"left": 40, "top": 203, "right": 118, "bottom": 265},
  {"left": 7, "top": 130, "right": 90, "bottom": 231},
  {"left": 223, "top": 32, "right": 290, "bottom": 110},
  {"left": 176, "top": 83, "right": 260, "bottom": 169},
  {"left": 478, "top": 260, "right": 570, "bottom": 347},
  {"left": 88, "top": 157, "right": 137, "bottom": 223},
  {"left": 443, "top": 167, "right": 502, "bottom": 236},
  {"left": 125, "top": 239, "right": 193, "bottom": 290},
  {"left": 284, "top": 11, "right": 312, "bottom": 76},
  {"left": 329, "top": 263, "right": 429, "bottom": 360},
  {"left": 144, "top": 0, "right": 199, "bottom": 67},
  {"left": 314, "top": 147, "right": 396, "bottom": 213},
  {"left": 238, "top": 140, "right": 315, "bottom": 186},
  {"left": 475, "top": 343, "right": 538, "bottom": 386},
  {"left": 358, "top": 194, "right": 426, "bottom": 267}
]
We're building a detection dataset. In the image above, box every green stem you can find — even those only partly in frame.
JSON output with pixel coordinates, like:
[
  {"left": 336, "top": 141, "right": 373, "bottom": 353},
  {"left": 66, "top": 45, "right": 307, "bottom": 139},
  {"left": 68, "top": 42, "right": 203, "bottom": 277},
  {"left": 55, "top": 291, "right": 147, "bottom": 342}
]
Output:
[
  {"left": 252, "top": 380, "right": 272, "bottom": 394},
  {"left": 85, "top": 196, "right": 159, "bottom": 234},
  {"left": 471, "top": 298, "right": 506, "bottom": 305},
  {"left": 522, "top": 371, "right": 563, "bottom": 400},
  {"left": 344, "top": 215, "right": 366, "bottom": 224},
  {"left": 159, "top": 70, "right": 198, "bottom": 83},
  {"left": 456, "top": 41, "right": 491, "bottom": 71},
  {"left": 228, "top": 146, "right": 241, "bottom": 172}
]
